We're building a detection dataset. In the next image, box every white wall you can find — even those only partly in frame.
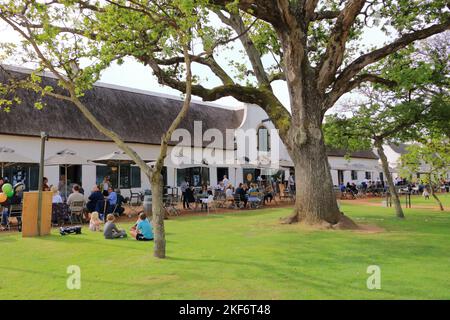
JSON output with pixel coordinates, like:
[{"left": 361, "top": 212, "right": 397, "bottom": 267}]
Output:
[
  {"left": 328, "top": 156, "right": 381, "bottom": 185},
  {"left": 2, "top": 103, "right": 391, "bottom": 194}
]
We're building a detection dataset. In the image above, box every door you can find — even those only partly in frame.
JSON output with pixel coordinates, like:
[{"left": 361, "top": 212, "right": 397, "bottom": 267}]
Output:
[
  {"left": 338, "top": 170, "right": 344, "bottom": 185},
  {"left": 217, "top": 167, "right": 229, "bottom": 183}
]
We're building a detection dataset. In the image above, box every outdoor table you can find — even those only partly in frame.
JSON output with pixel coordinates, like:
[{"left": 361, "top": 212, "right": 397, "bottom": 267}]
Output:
[{"left": 195, "top": 194, "right": 208, "bottom": 210}]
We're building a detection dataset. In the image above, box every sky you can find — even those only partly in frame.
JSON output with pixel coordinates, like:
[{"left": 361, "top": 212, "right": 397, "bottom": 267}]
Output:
[{"left": 0, "top": 14, "right": 389, "bottom": 112}]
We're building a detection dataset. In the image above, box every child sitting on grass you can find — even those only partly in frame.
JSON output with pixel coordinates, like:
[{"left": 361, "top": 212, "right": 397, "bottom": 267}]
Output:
[
  {"left": 89, "top": 211, "right": 102, "bottom": 232},
  {"left": 103, "top": 214, "right": 127, "bottom": 239},
  {"left": 130, "top": 212, "right": 153, "bottom": 241}
]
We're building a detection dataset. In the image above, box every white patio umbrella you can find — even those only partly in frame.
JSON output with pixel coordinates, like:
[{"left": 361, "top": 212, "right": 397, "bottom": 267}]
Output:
[
  {"left": 92, "top": 150, "right": 154, "bottom": 189},
  {"left": 0, "top": 146, "right": 35, "bottom": 177},
  {"left": 45, "top": 149, "right": 91, "bottom": 198}
]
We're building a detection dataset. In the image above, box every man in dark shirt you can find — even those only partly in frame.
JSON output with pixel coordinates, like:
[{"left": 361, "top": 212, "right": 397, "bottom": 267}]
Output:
[
  {"left": 86, "top": 185, "right": 103, "bottom": 213},
  {"left": 235, "top": 183, "right": 248, "bottom": 208}
]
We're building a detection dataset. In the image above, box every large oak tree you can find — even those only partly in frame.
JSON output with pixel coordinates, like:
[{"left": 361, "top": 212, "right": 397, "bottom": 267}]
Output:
[{"left": 89, "top": 0, "right": 449, "bottom": 226}]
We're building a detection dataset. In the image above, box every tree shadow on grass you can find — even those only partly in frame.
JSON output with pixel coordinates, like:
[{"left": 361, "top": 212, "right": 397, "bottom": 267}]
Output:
[
  {"left": 165, "top": 255, "right": 391, "bottom": 298},
  {"left": 0, "top": 264, "right": 155, "bottom": 289}
]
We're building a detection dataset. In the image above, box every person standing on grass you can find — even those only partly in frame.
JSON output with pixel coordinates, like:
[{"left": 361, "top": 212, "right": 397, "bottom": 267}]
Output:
[
  {"left": 222, "top": 175, "right": 230, "bottom": 188},
  {"left": 103, "top": 214, "right": 127, "bottom": 239},
  {"left": 102, "top": 176, "right": 111, "bottom": 192},
  {"left": 288, "top": 172, "right": 295, "bottom": 193},
  {"left": 181, "top": 177, "right": 190, "bottom": 210},
  {"left": 130, "top": 212, "right": 153, "bottom": 241}
]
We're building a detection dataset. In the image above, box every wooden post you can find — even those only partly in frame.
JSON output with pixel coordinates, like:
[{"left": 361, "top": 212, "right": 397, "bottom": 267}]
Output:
[
  {"left": 22, "top": 191, "right": 52, "bottom": 237},
  {"left": 37, "top": 132, "right": 48, "bottom": 236}
]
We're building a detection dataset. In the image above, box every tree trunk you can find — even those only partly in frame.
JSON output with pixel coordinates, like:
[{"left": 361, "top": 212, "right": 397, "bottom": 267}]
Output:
[
  {"left": 429, "top": 177, "right": 444, "bottom": 211},
  {"left": 375, "top": 141, "right": 405, "bottom": 218},
  {"left": 281, "top": 100, "right": 347, "bottom": 227},
  {"left": 150, "top": 172, "right": 166, "bottom": 258}
]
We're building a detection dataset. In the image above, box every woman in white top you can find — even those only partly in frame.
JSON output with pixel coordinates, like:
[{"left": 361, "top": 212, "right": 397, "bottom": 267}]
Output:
[
  {"left": 51, "top": 185, "right": 63, "bottom": 204},
  {"left": 225, "top": 185, "right": 234, "bottom": 208}
]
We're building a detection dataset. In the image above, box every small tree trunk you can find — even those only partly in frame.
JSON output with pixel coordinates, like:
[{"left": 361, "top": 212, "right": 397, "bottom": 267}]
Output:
[
  {"left": 376, "top": 141, "right": 405, "bottom": 218},
  {"left": 150, "top": 173, "right": 166, "bottom": 258},
  {"left": 429, "top": 178, "right": 444, "bottom": 211}
]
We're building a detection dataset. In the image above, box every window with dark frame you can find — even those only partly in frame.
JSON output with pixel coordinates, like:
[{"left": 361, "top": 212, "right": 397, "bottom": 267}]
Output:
[{"left": 257, "top": 126, "right": 270, "bottom": 152}]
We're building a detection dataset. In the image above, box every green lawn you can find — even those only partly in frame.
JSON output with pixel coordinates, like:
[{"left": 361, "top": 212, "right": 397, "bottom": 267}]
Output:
[{"left": 1, "top": 196, "right": 450, "bottom": 299}]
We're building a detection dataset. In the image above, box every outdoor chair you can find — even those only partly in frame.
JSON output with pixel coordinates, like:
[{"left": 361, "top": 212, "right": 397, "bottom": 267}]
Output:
[
  {"left": 129, "top": 191, "right": 143, "bottom": 206},
  {"left": 279, "top": 184, "right": 294, "bottom": 202},
  {"left": 248, "top": 192, "right": 262, "bottom": 209},
  {"left": 68, "top": 200, "right": 85, "bottom": 224},
  {"left": 201, "top": 195, "right": 217, "bottom": 214},
  {"left": 233, "top": 194, "right": 243, "bottom": 209},
  {"left": 213, "top": 192, "right": 227, "bottom": 208},
  {"left": 52, "top": 203, "right": 70, "bottom": 227},
  {"left": 7, "top": 204, "right": 23, "bottom": 231}
]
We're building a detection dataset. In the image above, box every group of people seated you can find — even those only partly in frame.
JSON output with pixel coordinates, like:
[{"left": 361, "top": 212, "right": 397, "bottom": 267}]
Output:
[
  {"left": 88, "top": 211, "right": 153, "bottom": 241},
  {"left": 0, "top": 177, "right": 24, "bottom": 230},
  {"left": 180, "top": 175, "right": 276, "bottom": 211},
  {"left": 50, "top": 180, "right": 127, "bottom": 225},
  {"left": 339, "top": 180, "right": 387, "bottom": 199},
  {"left": 85, "top": 185, "right": 126, "bottom": 219}
]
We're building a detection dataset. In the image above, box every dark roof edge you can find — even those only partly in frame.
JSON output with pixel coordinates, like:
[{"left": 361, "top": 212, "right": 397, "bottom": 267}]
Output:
[{"left": 1, "top": 64, "right": 245, "bottom": 112}]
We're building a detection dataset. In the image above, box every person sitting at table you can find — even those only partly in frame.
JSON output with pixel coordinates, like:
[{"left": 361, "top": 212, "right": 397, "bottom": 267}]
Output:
[
  {"left": 247, "top": 184, "right": 261, "bottom": 207},
  {"left": 225, "top": 185, "right": 234, "bottom": 208},
  {"left": 264, "top": 184, "right": 274, "bottom": 204},
  {"left": 200, "top": 190, "right": 214, "bottom": 211},
  {"left": 96, "top": 190, "right": 113, "bottom": 221},
  {"left": 130, "top": 212, "right": 153, "bottom": 241},
  {"left": 235, "top": 183, "right": 248, "bottom": 209},
  {"left": 103, "top": 214, "right": 127, "bottom": 239},
  {"left": 51, "top": 186, "right": 63, "bottom": 204},
  {"left": 215, "top": 181, "right": 225, "bottom": 191},
  {"left": 67, "top": 184, "right": 84, "bottom": 206},
  {"left": 86, "top": 185, "right": 103, "bottom": 213},
  {"left": 113, "top": 190, "right": 126, "bottom": 216},
  {"left": 107, "top": 187, "right": 117, "bottom": 207},
  {"left": 42, "top": 177, "right": 50, "bottom": 191},
  {"left": 194, "top": 185, "right": 208, "bottom": 210}
]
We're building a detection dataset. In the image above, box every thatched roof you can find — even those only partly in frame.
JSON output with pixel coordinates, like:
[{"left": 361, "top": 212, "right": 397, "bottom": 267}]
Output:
[
  {"left": 0, "top": 66, "right": 244, "bottom": 148},
  {"left": 326, "top": 147, "right": 379, "bottom": 160},
  {"left": 388, "top": 143, "right": 410, "bottom": 155}
]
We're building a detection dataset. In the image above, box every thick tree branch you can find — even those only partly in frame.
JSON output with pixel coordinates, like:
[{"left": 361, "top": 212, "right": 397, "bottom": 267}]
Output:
[
  {"left": 153, "top": 45, "right": 192, "bottom": 175},
  {"left": 154, "top": 54, "right": 234, "bottom": 85},
  {"left": 325, "top": 73, "right": 397, "bottom": 107},
  {"left": 317, "top": 0, "right": 366, "bottom": 91},
  {"left": 311, "top": 10, "right": 341, "bottom": 21},
  {"left": 145, "top": 55, "right": 291, "bottom": 137},
  {"left": 210, "top": 0, "right": 283, "bottom": 27},
  {"left": 330, "top": 19, "right": 450, "bottom": 103},
  {"left": 215, "top": 10, "right": 270, "bottom": 87}
]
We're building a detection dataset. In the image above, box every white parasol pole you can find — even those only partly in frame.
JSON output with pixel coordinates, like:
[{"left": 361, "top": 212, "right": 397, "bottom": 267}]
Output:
[
  {"left": 65, "top": 165, "right": 68, "bottom": 201},
  {"left": 118, "top": 161, "right": 121, "bottom": 190}
]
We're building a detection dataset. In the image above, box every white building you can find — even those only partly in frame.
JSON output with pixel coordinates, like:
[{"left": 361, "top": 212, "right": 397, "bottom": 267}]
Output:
[{"left": 0, "top": 66, "right": 384, "bottom": 198}]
